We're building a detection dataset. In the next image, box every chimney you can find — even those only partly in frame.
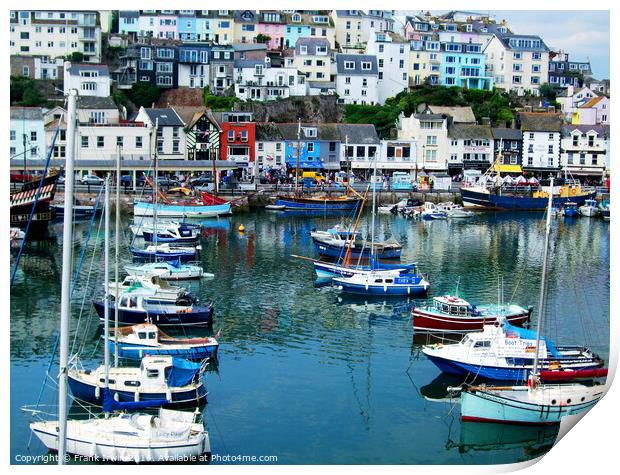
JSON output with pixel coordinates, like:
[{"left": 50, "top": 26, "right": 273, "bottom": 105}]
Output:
[{"left": 481, "top": 117, "right": 491, "bottom": 126}]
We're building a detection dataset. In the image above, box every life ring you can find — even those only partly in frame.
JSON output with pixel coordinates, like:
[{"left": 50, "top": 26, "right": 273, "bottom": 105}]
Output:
[{"left": 571, "top": 188, "right": 577, "bottom": 196}]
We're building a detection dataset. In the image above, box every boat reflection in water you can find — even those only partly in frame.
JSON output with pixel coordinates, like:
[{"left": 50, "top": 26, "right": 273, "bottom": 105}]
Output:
[
  {"left": 334, "top": 293, "right": 417, "bottom": 319},
  {"left": 419, "top": 373, "right": 465, "bottom": 404},
  {"left": 448, "top": 421, "right": 559, "bottom": 458}
]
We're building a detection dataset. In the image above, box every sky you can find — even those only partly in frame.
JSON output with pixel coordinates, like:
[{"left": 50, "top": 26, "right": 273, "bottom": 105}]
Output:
[{"left": 395, "top": 10, "right": 610, "bottom": 79}]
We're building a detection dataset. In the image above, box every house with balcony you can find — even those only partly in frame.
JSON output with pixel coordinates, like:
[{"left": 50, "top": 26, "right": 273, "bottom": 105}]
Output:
[
  {"left": 518, "top": 112, "right": 562, "bottom": 176},
  {"left": 338, "top": 123, "right": 381, "bottom": 173},
  {"left": 397, "top": 111, "right": 450, "bottom": 173},
  {"left": 335, "top": 54, "right": 379, "bottom": 105},
  {"left": 211, "top": 10, "right": 234, "bottom": 45},
  {"left": 63, "top": 62, "right": 110, "bottom": 97},
  {"left": 257, "top": 11, "right": 286, "bottom": 51},
  {"left": 331, "top": 10, "right": 365, "bottom": 51},
  {"left": 10, "top": 10, "right": 101, "bottom": 62},
  {"left": 366, "top": 30, "right": 409, "bottom": 104},
  {"left": 409, "top": 39, "right": 442, "bottom": 86},
  {"left": 447, "top": 123, "right": 494, "bottom": 174},
  {"left": 283, "top": 12, "right": 336, "bottom": 50},
  {"left": 209, "top": 45, "right": 235, "bottom": 94},
  {"left": 440, "top": 41, "right": 492, "bottom": 90},
  {"left": 178, "top": 11, "right": 199, "bottom": 42},
  {"left": 233, "top": 58, "right": 305, "bottom": 102},
  {"left": 216, "top": 111, "right": 256, "bottom": 173},
  {"left": 133, "top": 42, "right": 178, "bottom": 89},
  {"left": 491, "top": 128, "right": 523, "bottom": 172},
  {"left": 293, "top": 38, "right": 332, "bottom": 83},
  {"left": 135, "top": 107, "right": 186, "bottom": 160},
  {"left": 548, "top": 51, "right": 592, "bottom": 90},
  {"left": 10, "top": 107, "right": 46, "bottom": 161},
  {"left": 177, "top": 43, "right": 210, "bottom": 89},
  {"left": 119, "top": 11, "right": 140, "bottom": 40},
  {"left": 560, "top": 124, "right": 609, "bottom": 179},
  {"left": 404, "top": 14, "right": 434, "bottom": 42}
]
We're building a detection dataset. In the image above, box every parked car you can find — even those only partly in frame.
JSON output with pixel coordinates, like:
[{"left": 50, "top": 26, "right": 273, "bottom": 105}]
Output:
[
  {"left": 156, "top": 177, "right": 180, "bottom": 187},
  {"left": 189, "top": 176, "right": 213, "bottom": 187},
  {"left": 121, "top": 175, "right": 146, "bottom": 187},
  {"left": 81, "top": 174, "right": 104, "bottom": 186}
]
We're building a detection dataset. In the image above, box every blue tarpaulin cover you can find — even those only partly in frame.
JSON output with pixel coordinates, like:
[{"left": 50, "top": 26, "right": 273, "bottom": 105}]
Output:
[
  {"left": 102, "top": 388, "right": 169, "bottom": 412},
  {"left": 167, "top": 358, "right": 202, "bottom": 387}
]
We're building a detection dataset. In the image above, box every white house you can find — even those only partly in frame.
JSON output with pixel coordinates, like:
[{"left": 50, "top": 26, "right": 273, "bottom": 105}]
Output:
[
  {"left": 233, "top": 58, "right": 306, "bottom": 101},
  {"left": 377, "top": 139, "right": 417, "bottom": 172},
  {"left": 293, "top": 37, "right": 331, "bottom": 82},
  {"left": 447, "top": 123, "right": 494, "bottom": 173},
  {"left": 255, "top": 123, "right": 286, "bottom": 171},
  {"left": 335, "top": 54, "right": 379, "bottom": 105},
  {"left": 397, "top": 111, "right": 450, "bottom": 173},
  {"left": 560, "top": 125, "right": 609, "bottom": 179},
  {"left": 77, "top": 122, "right": 152, "bottom": 162},
  {"left": 77, "top": 96, "right": 120, "bottom": 125},
  {"left": 556, "top": 85, "right": 598, "bottom": 117},
  {"left": 10, "top": 10, "right": 102, "bottom": 62},
  {"left": 365, "top": 29, "right": 409, "bottom": 104},
  {"left": 519, "top": 112, "right": 562, "bottom": 175},
  {"left": 575, "top": 96, "right": 610, "bottom": 125},
  {"left": 135, "top": 108, "right": 186, "bottom": 160},
  {"left": 337, "top": 124, "right": 381, "bottom": 173},
  {"left": 63, "top": 62, "right": 111, "bottom": 97},
  {"left": 10, "top": 107, "right": 47, "bottom": 161}
]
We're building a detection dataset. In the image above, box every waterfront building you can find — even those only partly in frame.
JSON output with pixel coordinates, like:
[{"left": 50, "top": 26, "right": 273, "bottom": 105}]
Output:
[
  {"left": 293, "top": 38, "right": 332, "bottom": 83},
  {"left": 63, "top": 62, "right": 111, "bottom": 97},
  {"left": 177, "top": 43, "right": 210, "bottom": 89},
  {"left": 255, "top": 123, "right": 286, "bottom": 171},
  {"left": 10, "top": 10, "right": 101, "bottom": 63},
  {"left": 560, "top": 124, "right": 610, "bottom": 179},
  {"left": 233, "top": 58, "right": 306, "bottom": 101},
  {"left": 397, "top": 111, "right": 450, "bottom": 174},
  {"left": 366, "top": 30, "right": 409, "bottom": 104},
  {"left": 216, "top": 111, "right": 256, "bottom": 175},
  {"left": 518, "top": 112, "right": 562, "bottom": 176},
  {"left": 233, "top": 10, "right": 259, "bottom": 45},
  {"left": 483, "top": 29, "right": 549, "bottom": 96},
  {"left": 180, "top": 108, "right": 222, "bottom": 161},
  {"left": 277, "top": 123, "right": 329, "bottom": 171},
  {"left": 209, "top": 45, "right": 235, "bottom": 95},
  {"left": 573, "top": 96, "right": 610, "bottom": 126},
  {"left": 439, "top": 41, "right": 492, "bottom": 90},
  {"left": 257, "top": 11, "right": 287, "bottom": 51},
  {"left": 334, "top": 54, "right": 379, "bottom": 105},
  {"left": 337, "top": 124, "right": 381, "bottom": 173},
  {"left": 135, "top": 107, "right": 186, "bottom": 160},
  {"left": 10, "top": 55, "right": 63, "bottom": 80},
  {"left": 548, "top": 51, "right": 592, "bottom": 90},
  {"left": 491, "top": 127, "right": 523, "bottom": 172},
  {"left": 447, "top": 123, "right": 494, "bottom": 174},
  {"left": 10, "top": 107, "right": 46, "bottom": 161},
  {"left": 76, "top": 120, "right": 151, "bottom": 162}
]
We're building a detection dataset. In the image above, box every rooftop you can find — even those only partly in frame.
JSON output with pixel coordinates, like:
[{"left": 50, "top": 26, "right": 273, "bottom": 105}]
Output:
[
  {"left": 335, "top": 54, "right": 378, "bottom": 75},
  {"left": 144, "top": 108, "right": 184, "bottom": 127},
  {"left": 518, "top": 112, "right": 562, "bottom": 132},
  {"left": 10, "top": 107, "right": 44, "bottom": 121},
  {"left": 78, "top": 96, "right": 118, "bottom": 110},
  {"left": 448, "top": 123, "right": 493, "bottom": 140},
  {"left": 491, "top": 127, "right": 522, "bottom": 140},
  {"left": 427, "top": 106, "right": 476, "bottom": 123},
  {"left": 66, "top": 63, "right": 110, "bottom": 76}
]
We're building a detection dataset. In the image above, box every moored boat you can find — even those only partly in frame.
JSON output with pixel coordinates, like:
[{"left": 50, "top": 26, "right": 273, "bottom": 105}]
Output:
[
  {"left": 412, "top": 295, "right": 532, "bottom": 332},
  {"left": 333, "top": 270, "right": 430, "bottom": 296},
  {"left": 275, "top": 195, "right": 360, "bottom": 211},
  {"left": 130, "top": 243, "right": 199, "bottom": 261},
  {"left": 125, "top": 261, "right": 206, "bottom": 280},
  {"left": 579, "top": 199, "right": 600, "bottom": 217},
  {"left": 560, "top": 202, "right": 580, "bottom": 217}
]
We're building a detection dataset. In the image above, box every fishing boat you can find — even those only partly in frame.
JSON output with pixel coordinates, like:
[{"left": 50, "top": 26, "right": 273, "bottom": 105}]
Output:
[
  {"left": 108, "top": 323, "right": 219, "bottom": 360},
  {"left": 31, "top": 408, "right": 210, "bottom": 463},
  {"left": 131, "top": 243, "right": 199, "bottom": 261},
  {"left": 10, "top": 173, "right": 59, "bottom": 237},
  {"left": 106, "top": 275, "right": 197, "bottom": 306},
  {"left": 265, "top": 204, "right": 286, "bottom": 211},
  {"left": 93, "top": 290, "right": 214, "bottom": 327},
  {"left": 142, "top": 223, "right": 200, "bottom": 244},
  {"left": 50, "top": 199, "right": 98, "bottom": 219},
  {"left": 68, "top": 355, "right": 208, "bottom": 408},
  {"left": 274, "top": 195, "right": 361, "bottom": 211},
  {"left": 29, "top": 93, "right": 210, "bottom": 464},
  {"left": 421, "top": 202, "right": 448, "bottom": 220},
  {"left": 134, "top": 190, "right": 231, "bottom": 218},
  {"left": 437, "top": 202, "right": 474, "bottom": 218},
  {"left": 310, "top": 258, "right": 416, "bottom": 279},
  {"left": 412, "top": 295, "right": 532, "bottom": 332},
  {"left": 579, "top": 199, "right": 600, "bottom": 217},
  {"left": 125, "top": 261, "right": 207, "bottom": 280},
  {"left": 312, "top": 226, "right": 402, "bottom": 260},
  {"left": 560, "top": 202, "right": 580, "bottom": 217},
  {"left": 333, "top": 271, "right": 430, "bottom": 296}
]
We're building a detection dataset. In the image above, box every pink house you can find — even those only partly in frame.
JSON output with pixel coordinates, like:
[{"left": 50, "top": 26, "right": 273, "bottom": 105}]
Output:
[
  {"left": 258, "top": 11, "right": 285, "bottom": 50},
  {"left": 157, "top": 14, "right": 178, "bottom": 39}
]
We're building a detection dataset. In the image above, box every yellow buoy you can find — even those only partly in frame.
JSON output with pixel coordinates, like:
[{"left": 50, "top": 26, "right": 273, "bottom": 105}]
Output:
[{"left": 238, "top": 224, "right": 245, "bottom": 232}]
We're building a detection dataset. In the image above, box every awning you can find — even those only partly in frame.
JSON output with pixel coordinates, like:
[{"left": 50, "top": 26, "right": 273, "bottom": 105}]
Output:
[
  {"left": 286, "top": 160, "right": 323, "bottom": 170},
  {"left": 493, "top": 164, "right": 522, "bottom": 173}
]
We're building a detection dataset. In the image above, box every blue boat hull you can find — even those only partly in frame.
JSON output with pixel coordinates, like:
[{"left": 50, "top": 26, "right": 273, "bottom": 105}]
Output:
[
  {"left": 134, "top": 201, "right": 231, "bottom": 218},
  {"left": 109, "top": 340, "right": 218, "bottom": 361},
  {"left": 68, "top": 374, "right": 207, "bottom": 408},
  {"left": 130, "top": 248, "right": 197, "bottom": 261},
  {"left": 425, "top": 353, "right": 602, "bottom": 382},
  {"left": 336, "top": 281, "right": 429, "bottom": 296},
  {"left": 275, "top": 198, "right": 359, "bottom": 211},
  {"left": 93, "top": 301, "right": 213, "bottom": 327},
  {"left": 562, "top": 209, "right": 579, "bottom": 217},
  {"left": 142, "top": 230, "right": 200, "bottom": 244},
  {"left": 313, "top": 240, "right": 401, "bottom": 260},
  {"left": 313, "top": 261, "right": 414, "bottom": 278},
  {"left": 461, "top": 188, "right": 597, "bottom": 210}
]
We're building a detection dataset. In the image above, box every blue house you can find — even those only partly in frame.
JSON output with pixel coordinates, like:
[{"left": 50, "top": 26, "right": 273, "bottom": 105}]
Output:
[
  {"left": 284, "top": 12, "right": 311, "bottom": 49},
  {"left": 440, "top": 42, "right": 493, "bottom": 90},
  {"left": 276, "top": 123, "right": 323, "bottom": 169},
  {"left": 178, "top": 13, "right": 198, "bottom": 41}
]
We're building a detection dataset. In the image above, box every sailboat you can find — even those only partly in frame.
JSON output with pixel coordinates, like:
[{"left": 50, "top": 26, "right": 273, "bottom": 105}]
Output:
[
  {"left": 125, "top": 260, "right": 207, "bottom": 280},
  {"left": 29, "top": 91, "right": 210, "bottom": 462},
  {"left": 453, "top": 179, "right": 607, "bottom": 424}
]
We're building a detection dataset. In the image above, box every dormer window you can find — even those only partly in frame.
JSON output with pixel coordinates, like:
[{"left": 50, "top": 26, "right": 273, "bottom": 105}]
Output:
[
  {"left": 316, "top": 46, "right": 327, "bottom": 55},
  {"left": 304, "top": 127, "right": 317, "bottom": 138},
  {"left": 300, "top": 45, "right": 308, "bottom": 55},
  {"left": 313, "top": 15, "right": 328, "bottom": 24},
  {"left": 219, "top": 10, "right": 229, "bottom": 16},
  {"left": 361, "top": 61, "right": 372, "bottom": 70},
  {"left": 292, "top": 13, "right": 301, "bottom": 23},
  {"left": 344, "top": 61, "right": 355, "bottom": 70}
]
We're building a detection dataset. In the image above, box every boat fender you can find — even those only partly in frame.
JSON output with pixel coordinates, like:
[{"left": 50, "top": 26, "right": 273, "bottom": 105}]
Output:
[
  {"left": 365, "top": 284, "right": 369, "bottom": 291},
  {"left": 571, "top": 188, "right": 577, "bottom": 196},
  {"left": 95, "top": 386, "right": 100, "bottom": 399},
  {"left": 384, "top": 285, "right": 388, "bottom": 292},
  {"left": 114, "top": 392, "right": 119, "bottom": 402},
  {"left": 166, "top": 388, "right": 172, "bottom": 401}
]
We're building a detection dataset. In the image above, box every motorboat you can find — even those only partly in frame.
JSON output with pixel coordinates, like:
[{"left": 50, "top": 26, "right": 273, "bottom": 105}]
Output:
[
  {"left": 579, "top": 199, "right": 600, "bottom": 217},
  {"left": 437, "top": 202, "right": 474, "bottom": 218}
]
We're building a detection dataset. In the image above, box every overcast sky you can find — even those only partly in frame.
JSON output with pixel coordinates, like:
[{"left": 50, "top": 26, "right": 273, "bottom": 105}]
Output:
[{"left": 395, "top": 10, "right": 610, "bottom": 79}]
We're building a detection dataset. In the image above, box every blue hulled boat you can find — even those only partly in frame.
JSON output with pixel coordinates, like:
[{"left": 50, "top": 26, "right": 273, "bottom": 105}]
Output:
[
  {"left": 461, "top": 185, "right": 596, "bottom": 210},
  {"left": 333, "top": 270, "right": 430, "bottom": 296},
  {"left": 130, "top": 243, "right": 198, "bottom": 261},
  {"left": 561, "top": 202, "right": 580, "bottom": 217}
]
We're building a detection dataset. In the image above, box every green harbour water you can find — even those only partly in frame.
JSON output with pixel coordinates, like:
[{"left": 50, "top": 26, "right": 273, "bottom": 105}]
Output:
[{"left": 10, "top": 209, "right": 610, "bottom": 464}]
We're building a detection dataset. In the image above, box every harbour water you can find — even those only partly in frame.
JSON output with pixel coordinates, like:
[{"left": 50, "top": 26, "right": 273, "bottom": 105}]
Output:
[{"left": 10, "top": 209, "right": 609, "bottom": 464}]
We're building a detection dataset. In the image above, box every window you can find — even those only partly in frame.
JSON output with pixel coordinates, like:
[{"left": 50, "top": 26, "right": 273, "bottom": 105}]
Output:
[
  {"left": 513, "top": 52, "right": 522, "bottom": 60},
  {"left": 548, "top": 133, "right": 554, "bottom": 140},
  {"left": 344, "top": 61, "right": 355, "bottom": 70},
  {"left": 378, "top": 59, "right": 384, "bottom": 68},
  {"left": 425, "top": 149, "right": 437, "bottom": 161},
  {"left": 116, "top": 136, "right": 124, "bottom": 147},
  {"left": 157, "top": 62, "right": 173, "bottom": 73},
  {"left": 300, "top": 45, "right": 308, "bottom": 55},
  {"left": 512, "top": 76, "right": 522, "bottom": 84},
  {"left": 399, "top": 60, "right": 404, "bottom": 69},
  {"left": 307, "top": 143, "right": 314, "bottom": 153},
  {"left": 426, "top": 136, "right": 437, "bottom": 145},
  {"left": 513, "top": 63, "right": 522, "bottom": 72},
  {"left": 532, "top": 52, "right": 541, "bottom": 60},
  {"left": 22, "top": 66, "right": 29, "bottom": 77},
  {"left": 97, "top": 136, "right": 104, "bottom": 148},
  {"left": 548, "top": 145, "right": 553, "bottom": 154},
  {"left": 10, "top": 130, "right": 16, "bottom": 141},
  {"left": 228, "top": 130, "right": 234, "bottom": 141},
  {"left": 531, "top": 76, "right": 540, "bottom": 85},
  {"left": 10, "top": 147, "right": 16, "bottom": 156},
  {"left": 81, "top": 136, "right": 89, "bottom": 148},
  {"left": 135, "top": 136, "right": 143, "bottom": 148}
]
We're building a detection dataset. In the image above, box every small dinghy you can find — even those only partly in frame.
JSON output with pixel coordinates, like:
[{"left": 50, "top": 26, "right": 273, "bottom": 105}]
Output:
[
  {"left": 131, "top": 243, "right": 199, "bottom": 262},
  {"left": 125, "top": 260, "right": 207, "bottom": 280},
  {"left": 265, "top": 204, "right": 286, "bottom": 211}
]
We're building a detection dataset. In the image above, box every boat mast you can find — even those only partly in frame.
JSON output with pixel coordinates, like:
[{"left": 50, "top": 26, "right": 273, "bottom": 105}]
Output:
[
  {"left": 295, "top": 118, "right": 301, "bottom": 196},
  {"left": 114, "top": 144, "right": 121, "bottom": 366},
  {"left": 531, "top": 177, "right": 554, "bottom": 386},
  {"left": 370, "top": 149, "right": 378, "bottom": 261},
  {"left": 57, "top": 88, "right": 78, "bottom": 465},
  {"left": 103, "top": 176, "right": 111, "bottom": 407},
  {"left": 154, "top": 118, "right": 159, "bottom": 247}
]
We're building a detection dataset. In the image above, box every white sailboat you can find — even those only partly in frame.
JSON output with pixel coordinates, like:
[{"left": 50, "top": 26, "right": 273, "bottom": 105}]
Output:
[
  {"left": 455, "top": 178, "right": 607, "bottom": 425},
  {"left": 29, "top": 92, "right": 211, "bottom": 462}
]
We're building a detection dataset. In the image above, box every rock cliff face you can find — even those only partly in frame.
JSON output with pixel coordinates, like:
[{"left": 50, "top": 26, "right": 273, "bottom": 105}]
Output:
[{"left": 237, "top": 95, "right": 344, "bottom": 123}]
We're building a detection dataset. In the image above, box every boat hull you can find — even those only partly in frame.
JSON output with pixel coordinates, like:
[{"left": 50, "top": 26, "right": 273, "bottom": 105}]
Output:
[
  {"left": 130, "top": 248, "right": 197, "bottom": 262},
  {"left": 142, "top": 230, "right": 200, "bottom": 244},
  {"left": 412, "top": 309, "right": 531, "bottom": 332},
  {"left": 134, "top": 201, "right": 231, "bottom": 218},
  {"left": 461, "top": 188, "right": 596, "bottom": 210},
  {"left": 461, "top": 388, "right": 600, "bottom": 425},
  {"left": 93, "top": 301, "right": 213, "bottom": 327},
  {"left": 125, "top": 265, "right": 203, "bottom": 280},
  {"left": 109, "top": 340, "right": 218, "bottom": 361},
  {"left": 334, "top": 280, "right": 429, "bottom": 296},
  {"left": 68, "top": 374, "right": 207, "bottom": 408},
  {"left": 275, "top": 197, "right": 359, "bottom": 211},
  {"left": 312, "top": 240, "right": 402, "bottom": 260},
  {"left": 313, "top": 261, "right": 413, "bottom": 278}
]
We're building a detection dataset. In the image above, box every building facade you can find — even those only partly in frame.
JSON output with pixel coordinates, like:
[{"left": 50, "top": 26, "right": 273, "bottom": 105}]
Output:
[
  {"left": 63, "top": 62, "right": 111, "bottom": 97},
  {"left": 10, "top": 107, "right": 47, "bottom": 161},
  {"left": 560, "top": 125, "right": 609, "bottom": 179},
  {"left": 135, "top": 107, "right": 186, "bottom": 160},
  {"left": 335, "top": 54, "right": 379, "bottom": 105},
  {"left": 366, "top": 30, "right": 409, "bottom": 104},
  {"left": 519, "top": 112, "right": 562, "bottom": 175}
]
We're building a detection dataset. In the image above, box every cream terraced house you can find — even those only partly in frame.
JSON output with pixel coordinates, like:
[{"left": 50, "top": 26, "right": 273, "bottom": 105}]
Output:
[
  {"left": 397, "top": 112, "right": 450, "bottom": 173},
  {"left": 10, "top": 10, "right": 101, "bottom": 63},
  {"left": 293, "top": 38, "right": 332, "bottom": 83},
  {"left": 484, "top": 31, "right": 549, "bottom": 96},
  {"left": 409, "top": 40, "right": 442, "bottom": 86},
  {"left": 519, "top": 112, "right": 562, "bottom": 174},
  {"left": 560, "top": 124, "right": 609, "bottom": 179}
]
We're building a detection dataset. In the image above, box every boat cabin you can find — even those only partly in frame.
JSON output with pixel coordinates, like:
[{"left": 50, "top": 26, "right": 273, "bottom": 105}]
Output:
[
  {"left": 431, "top": 296, "right": 477, "bottom": 316},
  {"left": 457, "top": 323, "right": 548, "bottom": 359}
]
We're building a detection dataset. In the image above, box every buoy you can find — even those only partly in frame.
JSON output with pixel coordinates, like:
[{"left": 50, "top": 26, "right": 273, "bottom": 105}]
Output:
[{"left": 238, "top": 224, "right": 245, "bottom": 232}]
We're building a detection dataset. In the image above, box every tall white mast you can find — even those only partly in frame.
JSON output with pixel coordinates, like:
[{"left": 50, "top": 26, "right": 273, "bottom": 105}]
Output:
[
  {"left": 370, "top": 149, "right": 378, "bottom": 260},
  {"left": 57, "top": 89, "right": 78, "bottom": 465},
  {"left": 531, "top": 177, "right": 554, "bottom": 384},
  {"left": 103, "top": 176, "right": 111, "bottom": 398},
  {"left": 114, "top": 145, "right": 121, "bottom": 366}
]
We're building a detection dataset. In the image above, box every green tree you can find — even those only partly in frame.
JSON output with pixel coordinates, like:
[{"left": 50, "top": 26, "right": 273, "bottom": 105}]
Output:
[
  {"left": 68, "top": 51, "right": 84, "bottom": 62},
  {"left": 538, "top": 83, "right": 557, "bottom": 101},
  {"left": 203, "top": 86, "right": 237, "bottom": 110},
  {"left": 126, "top": 82, "right": 161, "bottom": 108},
  {"left": 21, "top": 85, "right": 47, "bottom": 107},
  {"left": 256, "top": 34, "right": 271, "bottom": 44}
]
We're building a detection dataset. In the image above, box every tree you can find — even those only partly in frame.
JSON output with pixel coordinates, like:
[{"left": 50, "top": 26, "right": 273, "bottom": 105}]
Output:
[
  {"left": 68, "top": 51, "right": 84, "bottom": 62},
  {"left": 21, "top": 85, "right": 47, "bottom": 107},
  {"left": 126, "top": 82, "right": 161, "bottom": 108},
  {"left": 203, "top": 86, "right": 237, "bottom": 110},
  {"left": 10, "top": 76, "right": 48, "bottom": 107},
  {"left": 256, "top": 34, "right": 271, "bottom": 44},
  {"left": 538, "top": 83, "right": 557, "bottom": 101}
]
